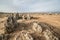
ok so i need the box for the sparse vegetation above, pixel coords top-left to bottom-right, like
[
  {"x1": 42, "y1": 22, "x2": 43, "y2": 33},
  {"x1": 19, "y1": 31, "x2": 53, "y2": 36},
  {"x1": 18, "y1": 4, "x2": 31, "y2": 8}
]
[{"x1": 0, "y1": 12, "x2": 60, "y2": 40}]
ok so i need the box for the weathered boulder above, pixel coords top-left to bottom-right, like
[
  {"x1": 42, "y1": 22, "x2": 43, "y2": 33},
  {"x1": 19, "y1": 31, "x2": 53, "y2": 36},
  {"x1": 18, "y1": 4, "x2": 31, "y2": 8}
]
[
  {"x1": 43, "y1": 29, "x2": 59, "y2": 40},
  {"x1": 5, "y1": 15, "x2": 18, "y2": 33},
  {"x1": 32, "y1": 22, "x2": 42, "y2": 33},
  {"x1": 9, "y1": 30, "x2": 33, "y2": 40},
  {"x1": 26, "y1": 14, "x2": 30, "y2": 20}
]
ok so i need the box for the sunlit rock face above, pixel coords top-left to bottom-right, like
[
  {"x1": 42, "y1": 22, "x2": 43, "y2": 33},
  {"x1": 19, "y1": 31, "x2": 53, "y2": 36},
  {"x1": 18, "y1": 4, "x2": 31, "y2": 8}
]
[
  {"x1": 26, "y1": 14, "x2": 30, "y2": 20},
  {"x1": 0, "y1": 17, "x2": 8, "y2": 35},
  {"x1": 2, "y1": 14, "x2": 60, "y2": 40},
  {"x1": 30, "y1": 22, "x2": 59, "y2": 40},
  {"x1": 32, "y1": 22, "x2": 42, "y2": 33},
  {"x1": 9, "y1": 31, "x2": 33, "y2": 40},
  {"x1": 43, "y1": 29, "x2": 59, "y2": 40},
  {"x1": 5, "y1": 21, "x2": 59, "y2": 40}
]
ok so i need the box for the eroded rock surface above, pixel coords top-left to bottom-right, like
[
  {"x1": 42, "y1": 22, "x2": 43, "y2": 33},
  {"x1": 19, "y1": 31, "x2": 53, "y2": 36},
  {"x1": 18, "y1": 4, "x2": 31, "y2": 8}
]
[
  {"x1": 9, "y1": 31, "x2": 33, "y2": 40},
  {"x1": 0, "y1": 14, "x2": 60, "y2": 40}
]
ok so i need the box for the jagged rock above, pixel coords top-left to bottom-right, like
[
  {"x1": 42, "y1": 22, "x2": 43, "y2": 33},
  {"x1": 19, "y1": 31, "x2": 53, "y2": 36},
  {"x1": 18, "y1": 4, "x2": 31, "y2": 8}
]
[
  {"x1": 43, "y1": 29, "x2": 59, "y2": 40},
  {"x1": 38, "y1": 22, "x2": 60, "y2": 39},
  {"x1": 32, "y1": 22, "x2": 42, "y2": 33},
  {"x1": 0, "y1": 35, "x2": 3, "y2": 40},
  {"x1": 2, "y1": 34, "x2": 11, "y2": 40},
  {"x1": 26, "y1": 14, "x2": 30, "y2": 20},
  {"x1": 9, "y1": 30, "x2": 33, "y2": 40},
  {"x1": 22, "y1": 15, "x2": 25, "y2": 20},
  {"x1": 30, "y1": 22, "x2": 59, "y2": 40},
  {"x1": 22, "y1": 14, "x2": 30, "y2": 20},
  {"x1": 15, "y1": 13, "x2": 20, "y2": 20},
  {"x1": 4, "y1": 18, "x2": 60, "y2": 40},
  {"x1": 5, "y1": 15, "x2": 18, "y2": 33}
]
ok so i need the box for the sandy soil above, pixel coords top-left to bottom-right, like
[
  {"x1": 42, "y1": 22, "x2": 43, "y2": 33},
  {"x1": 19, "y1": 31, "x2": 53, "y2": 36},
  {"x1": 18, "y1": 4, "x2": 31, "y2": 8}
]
[
  {"x1": 18, "y1": 14, "x2": 60, "y2": 29},
  {"x1": 0, "y1": 13, "x2": 60, "y2": 40}
]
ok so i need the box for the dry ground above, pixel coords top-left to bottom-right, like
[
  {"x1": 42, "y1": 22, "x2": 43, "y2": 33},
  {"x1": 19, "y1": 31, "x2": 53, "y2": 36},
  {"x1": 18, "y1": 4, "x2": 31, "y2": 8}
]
[
  {"x1": 0, "y1": 13, "x2": 60, "y2": 29},
  {"x1": 28, "y1": 14, "x2": 60, "y2": 29},
  {"x1": 17, "y1": 14, "x2": 60, "y2": 29},
  {"x1": 0, "y1": 13, "x2": 60, "y2": 40}
]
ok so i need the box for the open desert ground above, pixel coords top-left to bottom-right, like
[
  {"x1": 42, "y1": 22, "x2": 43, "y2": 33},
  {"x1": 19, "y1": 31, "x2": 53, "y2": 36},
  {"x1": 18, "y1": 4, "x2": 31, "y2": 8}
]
[
  {"x1": 0, "y1": 13, "x2": 60, "y2": 40},
  {"x1": 30, "y1": 14, "x2": 60, "y2": 28}
]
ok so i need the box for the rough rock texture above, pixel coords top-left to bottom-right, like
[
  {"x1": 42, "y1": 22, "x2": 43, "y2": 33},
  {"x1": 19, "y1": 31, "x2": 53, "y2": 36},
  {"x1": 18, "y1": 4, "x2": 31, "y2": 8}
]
[
  {"x1": 9, "y1": 31, "x2": 33, "y2": 40},
  {"x1": 5, "y1": 15, "x2": 18, "y2": 33},
  {"x1": 32, "y1": 22, "x2": 42, "y2": 33},
  {"x1": 30, "y1": 22, "x2": 59, "y2": 40},
  {"x1": 15, "y1": 13, "x2": 20, "y2": 20},
  {"x1": 0, "y1": 15, "x2": 60, "y2": 40},
  {"x1": 43, "y1": 29, "x2": 58, "y2": 40},
  {"x1": 4, "y1": 21, "x2": 60, "y2": 40},
  {"x1": 0, "y1": 17, "x2": 7, "y2": 35}
]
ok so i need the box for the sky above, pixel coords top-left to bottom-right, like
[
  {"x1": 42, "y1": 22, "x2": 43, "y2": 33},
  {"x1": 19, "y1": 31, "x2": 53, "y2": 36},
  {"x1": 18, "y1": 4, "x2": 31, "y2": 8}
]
[{"x1": 0, "y1": 0, "x2": 60, "y2": 12}]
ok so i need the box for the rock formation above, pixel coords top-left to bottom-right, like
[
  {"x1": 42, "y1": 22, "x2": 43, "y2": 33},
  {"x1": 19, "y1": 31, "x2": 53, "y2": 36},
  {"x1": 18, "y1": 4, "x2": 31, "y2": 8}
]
[
  {"x1": 5, "y1": 14, "x2": 18, "y2": 33},
  {"x1": 1, "y1": 14, "x2": 60, "y2": 40},
  {"x1": 15, "y1": 13, "x2": 20, "y2": 20},
  {"x1": 9, "y1": 31, "x2": 33, "y2": 40},
  {"x1": 32, "y1": 22, "x2": 42, "y2": 33},
  {"x1": 43, "y1": 29, "x2": 59, "y2": 40}
]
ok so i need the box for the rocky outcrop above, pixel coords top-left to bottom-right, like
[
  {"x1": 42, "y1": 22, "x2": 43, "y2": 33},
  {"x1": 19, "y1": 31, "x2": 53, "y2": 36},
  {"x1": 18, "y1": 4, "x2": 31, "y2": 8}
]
[
  {"x1": 5, "y1": 15, "x2": 18, "y2": 33},
  {"x1": 1, "y1": 14, "x2": 60, "y2": 40},
  {"x1": 4, "y1": 21, "x2": 60, "y2": 40},
  {"x1": 9, "y1": 30, "x2": 33, "y2": 40},
  {"x1": 32, "y1": 22, "x2": 42, "y2": 33},
  {"x1": 43, "y1": 29, "x2": 58, "y2": 40},
  {"x1": 30, "y1": 22, "x2": 59, "y2": 40}
]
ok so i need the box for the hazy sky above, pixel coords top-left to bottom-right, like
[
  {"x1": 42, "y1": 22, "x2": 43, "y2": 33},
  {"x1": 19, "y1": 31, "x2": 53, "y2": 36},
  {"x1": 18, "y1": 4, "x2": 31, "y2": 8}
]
[{"x1": 0, "y1": 0, "x2": 60, "y2": 12}]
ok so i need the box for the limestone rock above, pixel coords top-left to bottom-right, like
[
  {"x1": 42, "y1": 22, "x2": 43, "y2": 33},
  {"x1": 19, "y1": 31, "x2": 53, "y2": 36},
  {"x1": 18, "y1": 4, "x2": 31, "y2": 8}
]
[
  {"x1": 32, "y1": 22, "x2": 42, "y2": 33},
  {"x1": 9, "y1": 31, "x2": 33, "y2": 40},
  {"x1": 43, "y1": 29, "x2": 59, "y2": 40}
]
